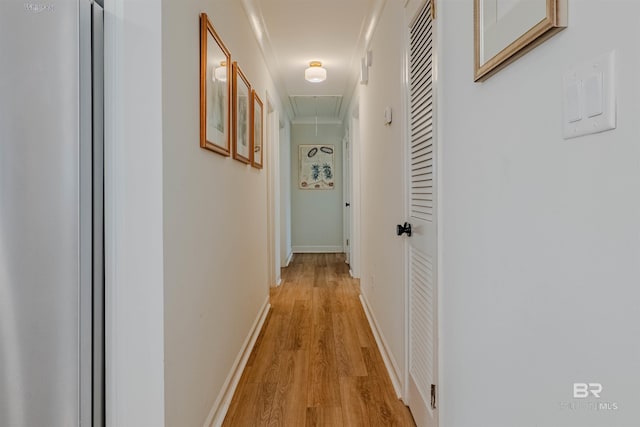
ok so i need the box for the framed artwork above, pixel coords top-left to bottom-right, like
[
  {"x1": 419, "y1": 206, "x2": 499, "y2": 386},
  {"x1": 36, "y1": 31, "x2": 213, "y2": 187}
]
[
  {"x1": 200, "y1": 13, "x2": 231, "y2": 155},
  {"x1": 299, "y1": 145, "x2": 334, "y2": 190},
  {"x1": 474, "y1": 0, "x2": 567, "y2": 81},
  {"x1": 250, "y1": 90, "x2": 264, "y2": 169},
  {"x1": 232, "y1": 62, "x2": 251, "y2": 164}
]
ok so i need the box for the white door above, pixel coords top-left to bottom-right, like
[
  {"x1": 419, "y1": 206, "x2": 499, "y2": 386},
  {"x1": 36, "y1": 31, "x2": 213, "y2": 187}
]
[
  {"x1": 343, "y1": 134, "x2": 351, "y2": 264},
  {"x1": 406, "y1": 1, "x2": 438, "y2": 425}
]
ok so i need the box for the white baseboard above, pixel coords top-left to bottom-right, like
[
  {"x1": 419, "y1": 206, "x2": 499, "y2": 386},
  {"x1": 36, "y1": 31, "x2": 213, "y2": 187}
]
[
  {"x1": 204, "y1": 297, "x2": 271, "y2": 427},
  {"x1": 359, "y1": 294, "x2": 403, "y2": 399},
  {"x1": 292, "y1": 245, "x2": 343, "y2": 253},
  {"x1": 284, "y1": 251, "x2": 294, "y2": 267}
]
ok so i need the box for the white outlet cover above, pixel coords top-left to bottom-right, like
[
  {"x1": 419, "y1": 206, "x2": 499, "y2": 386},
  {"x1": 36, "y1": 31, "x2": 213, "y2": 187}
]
[{"x1": 563, "y1": 51, "x2": 616, "y2": 139}]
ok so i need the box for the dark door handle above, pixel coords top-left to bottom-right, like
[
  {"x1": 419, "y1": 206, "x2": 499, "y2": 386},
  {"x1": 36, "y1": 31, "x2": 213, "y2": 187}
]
[
  {"x1": 345, "y1": 202, "x2": 350, "y2": 207},
  {"x1": 396, "y1": 222, "x2": 412, "y2": 237}
]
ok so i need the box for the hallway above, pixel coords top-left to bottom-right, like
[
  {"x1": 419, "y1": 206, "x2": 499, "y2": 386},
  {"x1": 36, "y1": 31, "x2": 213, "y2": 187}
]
[{"x1": 222, "y1": 254, "x2": 415, "y2": 426}]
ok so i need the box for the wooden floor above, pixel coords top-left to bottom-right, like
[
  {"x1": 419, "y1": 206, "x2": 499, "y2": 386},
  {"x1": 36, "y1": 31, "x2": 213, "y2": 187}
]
[{"x1": 223, "y1": 253, "x2": 415, "y2": 426}]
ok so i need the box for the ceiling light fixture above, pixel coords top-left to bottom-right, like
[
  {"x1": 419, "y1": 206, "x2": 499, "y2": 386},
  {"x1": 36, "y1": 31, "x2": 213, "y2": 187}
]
[
  {"x1": 213, "y1": 61, "x2": 227, "y2": 82},
  {"x1": 305, "y1": 61, "x2": 327, "y2": 83}
]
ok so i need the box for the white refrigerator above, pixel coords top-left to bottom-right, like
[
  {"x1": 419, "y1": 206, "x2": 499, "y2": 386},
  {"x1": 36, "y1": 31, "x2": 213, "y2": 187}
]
[{"x1": 0, "y1": 1, "x2": 105, "y2": 426}]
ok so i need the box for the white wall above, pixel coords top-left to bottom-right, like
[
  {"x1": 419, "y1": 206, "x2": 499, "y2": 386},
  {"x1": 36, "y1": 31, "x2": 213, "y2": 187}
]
[
  {"x1": 353, "y1": 0, "x2": 407, "y2": 390},
  {"x1": 104, "y1": 0, "x2": 166, "y2": 426},
  {"x1": 438, "y1": 1, "x2": 640, "y2": 426},
  {"x1": 291, "y1": 123, "x2": 344, "y2": 252},
  {"x1": 161, "y1": 1, "x2": 283, "y2": 426},
  {"x1": 280, "y1": 121, "x2": 292, "y2": 265}
]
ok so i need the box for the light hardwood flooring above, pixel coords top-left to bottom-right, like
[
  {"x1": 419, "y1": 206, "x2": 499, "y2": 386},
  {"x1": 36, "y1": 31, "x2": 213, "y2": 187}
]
[{"x1": 222, "y1": 253, "x2": 416, "y2": 426}]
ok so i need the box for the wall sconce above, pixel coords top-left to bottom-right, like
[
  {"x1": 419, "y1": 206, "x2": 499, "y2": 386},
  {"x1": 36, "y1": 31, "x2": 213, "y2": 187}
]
[{"x1": 305, "y1": 61, "x2": 327, "y2": 83}]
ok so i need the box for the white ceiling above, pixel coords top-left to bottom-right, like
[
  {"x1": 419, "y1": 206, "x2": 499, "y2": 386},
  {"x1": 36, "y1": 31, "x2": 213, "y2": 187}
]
[{"x1": 241, "y1": 0, "x2": 385, "y2": 122}]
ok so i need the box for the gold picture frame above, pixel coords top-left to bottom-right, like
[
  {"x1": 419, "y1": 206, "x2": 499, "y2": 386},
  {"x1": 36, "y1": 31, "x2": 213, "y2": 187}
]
[
  {"x1": 250, "y1": 90, "x2": 264, "y2": 169},
  {"x1": 200, "y1": 13, "x2": 231, "y2": 155},
  {"x1": 232, "y1": 62, "x2": 251, "y2": 164},
  {"x1": 474, "y1": 0, "x2": 567, "y2": 81}
]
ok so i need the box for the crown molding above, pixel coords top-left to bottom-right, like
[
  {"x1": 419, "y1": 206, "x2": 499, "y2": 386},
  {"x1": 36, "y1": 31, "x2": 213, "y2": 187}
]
[
  {"x1": 241, "y1": 0, "x2": 388, "y2": 124},
  {"x1": 339, "y1": 0, "x2": 387, "y2": 121},
  {"x1": 239, "y1": 0, "x2": 295, "y2": 121}
]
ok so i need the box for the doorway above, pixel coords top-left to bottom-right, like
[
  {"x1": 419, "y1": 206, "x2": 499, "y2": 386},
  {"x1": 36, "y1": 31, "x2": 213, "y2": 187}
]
[{"x1": 290, "y1": 122, "x2": 345, "y2": 255}]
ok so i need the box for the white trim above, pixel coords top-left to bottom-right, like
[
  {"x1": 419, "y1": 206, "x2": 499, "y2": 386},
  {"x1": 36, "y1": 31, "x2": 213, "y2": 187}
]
[
  {"x1": 240, "y1": 0, "x2": 387, "y2": 122},
  {"x1": 359, "y1": 294, "x2": 403, "y2": 399},
  {"x1": 349, "y1": 114, "x2": 361, "y2": 278},
  {"x1": 279, "y1": 121, "x2": 292, "y2": 270},
  {"x1": 342, "y1": 132, "x2": 351, "y2": 265},
  {"x1": 284, "y1": 251, "x2": 294, "y2": 267},
  {"x1": 266, "y1": 104, "x2": 281, "y2": 288},
  {"x1": 238, "y1": 0, "x2": 292, "y2": 120},
  {"x1": 435, "y1": 0, "x2": 446, "y2": 423},
  {"x1": 292, "y1": 245, "x2": 344, "y2": 253},
  {"x1": 406, "y1": 0, "x2": 430, "y2": 27},
  {"x1": 104, "y1": 3, "x2": 122, "y2": 424},
  {"x1": 104, "y1": 1, "x2": 165, "y2": 426},
  {"x1": 402, "y1": 0, "x2": 412, "y2": 403},
  {"x1": 204, "y1": 298, "x2": 271, "y2": 427}
]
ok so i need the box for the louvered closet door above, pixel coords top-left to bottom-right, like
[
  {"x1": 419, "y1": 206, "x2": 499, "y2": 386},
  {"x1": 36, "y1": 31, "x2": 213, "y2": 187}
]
[{"x1": 406, "y1": 1, "x2": 438, "y2": 426}]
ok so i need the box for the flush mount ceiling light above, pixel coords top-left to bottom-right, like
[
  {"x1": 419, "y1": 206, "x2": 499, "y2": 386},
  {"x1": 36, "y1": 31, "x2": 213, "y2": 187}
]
[
  {"x1": 213, "y1": 61, "x2": 227, "y2": 82},
  {"x1": 305, "y1": 61, "x2": 327, "y2": 83}
]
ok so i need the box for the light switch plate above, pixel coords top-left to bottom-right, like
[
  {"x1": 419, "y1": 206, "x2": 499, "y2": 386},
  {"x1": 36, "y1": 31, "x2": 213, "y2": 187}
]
[
  {"x1": 566, "y1": 80, "x2": 582, "y2": 123},
  {"x1": 563, "y1": 51, "x2": 616, "y2": 139},
  {"x1": 584, "y1": 72, "x2": 604, "y2": 118}
]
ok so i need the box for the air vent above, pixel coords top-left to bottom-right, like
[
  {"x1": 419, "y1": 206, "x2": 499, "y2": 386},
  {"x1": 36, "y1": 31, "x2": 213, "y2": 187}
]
[{"x1": 289, "y1": 95, "x2": 343, "y2": 120}]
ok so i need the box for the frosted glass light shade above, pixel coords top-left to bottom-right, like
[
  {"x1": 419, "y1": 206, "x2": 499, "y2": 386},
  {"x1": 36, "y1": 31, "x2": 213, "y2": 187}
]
[
  {"x1": 305, "y1": 61, "x2": 326, "y2": 83},
  {"x1": 213, "y1": 62, "x2": 227, "y2": 82}
]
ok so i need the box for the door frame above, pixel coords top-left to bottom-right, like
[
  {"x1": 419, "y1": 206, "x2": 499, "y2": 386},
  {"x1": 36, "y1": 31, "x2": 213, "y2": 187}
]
[
  {"x1": 342, "y1": 131, "x2": 351, "y2": 264},
  {"x1": 402, "y1": 0, "x2": 444, "y2": 423},
  {"x1": 348, "y1": 107, "x2": 361, "y2": 279},
  {"x1": 266, "y1": 93, "x2": 282, "y2": 287},
  {"x1": 103, "y1": 1, "x2": 166, "y2": 425}
]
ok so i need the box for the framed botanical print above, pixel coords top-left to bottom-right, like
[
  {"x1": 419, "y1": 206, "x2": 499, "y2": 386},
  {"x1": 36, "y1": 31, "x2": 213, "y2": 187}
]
[
  {"x1": 298, "y1": 145, "x2": 335, "y2": 190},
  {"x1": 250, "y1": 90, "x2": 264, "y2": 169},
  {"x1": 232, "y1": 62, "x2": 251, "y2": 164},
  {"x1": 199, "y1": 13, "x2": 231, "y2": 155}
]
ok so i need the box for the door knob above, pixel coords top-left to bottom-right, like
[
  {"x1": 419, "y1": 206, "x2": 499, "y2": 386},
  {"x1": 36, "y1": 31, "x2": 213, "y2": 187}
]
[
  {"x1": 345, "y1": 202, "x2": 350, "y2": 207},
  {"x1": 396, "y1": 222, "x2": 412, "y2": 237}
]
